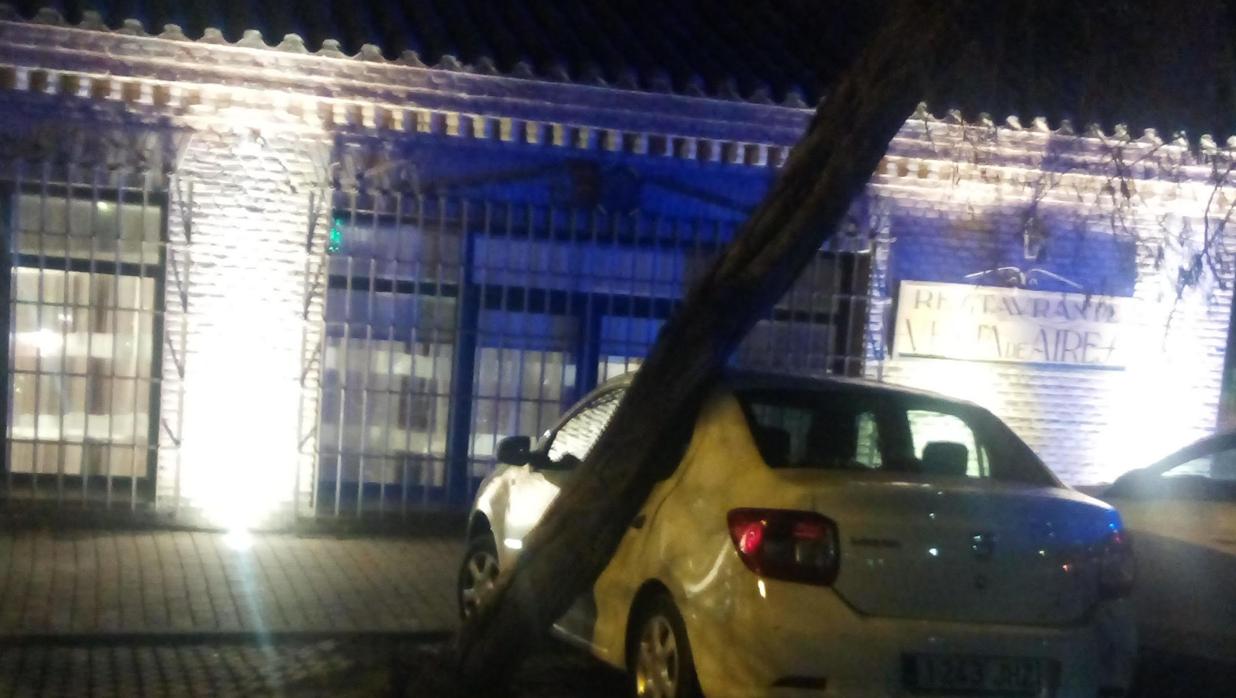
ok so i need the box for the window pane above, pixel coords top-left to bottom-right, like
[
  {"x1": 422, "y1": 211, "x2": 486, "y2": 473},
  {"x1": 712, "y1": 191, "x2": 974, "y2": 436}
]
[
  {"x1": 745, "y1": 403, "x2": 882, "y2": 470},
  {"x1": 748, "y1": 403, "x2": 814, "y2": 466},
  {"x1": 471, "y1": 346, "x2": 574, "y2": 459},
  {"x1": 326, "y1": 215, "x2": 462, "y2": 283},
  {"x1": 1165, "y1": 449, "x2": 1236, "y2": 481},
  {"x1": 38, "y1": 270, "x2": 67, "y2": 304},
  {"x1": 736, "y1": 391, "x2": 1045, "y2": 483},
  {"x1": 15, "y1": 194, "x2": 160, "y2": 264},
  {"x1": 736, "y1": 320, "x2": 834, "y2": 374},
  {"x1": 319, "y1": 288, "x2": 457, "y2": 489},
  {"x1": 6, "y1": 193, "x2": 160, "y2": 481},
  {"x1": 9, "y1": 373, "x2": 37, "y2": 438},
  {"x1": 1164, "y1": 455, "x2": 1212, "y2": 478},
  {"x1": 469, "y1": 309, "x2": 577, "y2": 467},
  {"x1": 907, "y1": 410, "x2": 984, "y2": 477},
  {"x1": 598, "y1": 315, "x2": 658, "y2": 382},
  {"x1": 856, "y1": 412, "x2": 883, "y2": 467}
]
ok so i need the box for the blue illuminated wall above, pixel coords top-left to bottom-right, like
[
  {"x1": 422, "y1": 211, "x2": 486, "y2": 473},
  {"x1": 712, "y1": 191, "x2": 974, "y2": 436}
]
[
  {"x1": 887, "y1": 210, "x2": 1138, "y2": 297},
  {"x1": 338, "y1": 134, "x2": 771, "y2": 221}
]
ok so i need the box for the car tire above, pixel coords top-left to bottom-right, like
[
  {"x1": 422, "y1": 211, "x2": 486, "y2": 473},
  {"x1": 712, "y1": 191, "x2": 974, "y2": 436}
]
[
  {"x1": 629, "y1": 593, "x2": 702, "y2": 698},
  {"x1": 458, "y1": 534, "x2": 500, "y2": 620}
]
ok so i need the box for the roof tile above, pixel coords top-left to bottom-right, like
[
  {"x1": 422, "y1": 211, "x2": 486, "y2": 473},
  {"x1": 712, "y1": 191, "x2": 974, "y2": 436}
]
[{"x1": 3, "y1": 1, "x2": 1235, "y2": 142}]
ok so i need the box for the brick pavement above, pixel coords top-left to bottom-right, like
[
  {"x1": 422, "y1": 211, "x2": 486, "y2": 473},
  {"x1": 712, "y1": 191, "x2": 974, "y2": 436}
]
[
  {"x1": 0, "y1": 530, "x2": 461, "y2": 637},
  {"x1": 0, "y1": 638, "x2": 631, "y2": 697},
  {"x1": 0, "y1": 640, "x2": 370, "y2": 697},
  {"x1": 1, "y1": 531, "x2": 1230, "y2": 696},
  {"x1": 0, "y1": 529, "x2": 632, "y2": 696}
]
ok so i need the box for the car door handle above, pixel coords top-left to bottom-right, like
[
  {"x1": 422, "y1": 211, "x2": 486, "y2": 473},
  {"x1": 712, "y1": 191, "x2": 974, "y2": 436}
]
[{"x1": 630, "y1": 513, "x2": 647, "y2": 530}]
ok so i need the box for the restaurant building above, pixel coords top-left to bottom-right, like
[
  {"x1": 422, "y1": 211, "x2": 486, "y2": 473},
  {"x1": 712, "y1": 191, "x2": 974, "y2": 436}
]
[{"x1": 1, "y1": 2, "x2": 1233, "y2": 528}]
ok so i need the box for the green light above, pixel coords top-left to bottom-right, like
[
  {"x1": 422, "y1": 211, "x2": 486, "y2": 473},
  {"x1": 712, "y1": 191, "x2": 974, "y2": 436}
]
[{"x1": 328, "y1": 217, "x2": 344, "y2": 254}]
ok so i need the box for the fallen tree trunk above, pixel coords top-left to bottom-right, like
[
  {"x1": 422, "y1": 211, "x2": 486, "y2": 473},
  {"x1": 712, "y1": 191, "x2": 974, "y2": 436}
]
[{"x1": 457, "y1": 0, "x2": 986, "y2": 685}]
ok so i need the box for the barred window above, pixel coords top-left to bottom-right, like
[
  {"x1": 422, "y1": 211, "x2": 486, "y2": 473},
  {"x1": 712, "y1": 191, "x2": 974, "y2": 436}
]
[
  {"x1": 3, "y1": 187, "x2": 164, "y2": 492},
  {"x1": 313, "y1": 192, "x2": 876, "y2": 516},
  {"x1": 317, "y1": 202, "x2": 459, "y2": 513},
  {"x1": 470, "y1": 309, "x2": 577, "y2": 464}
]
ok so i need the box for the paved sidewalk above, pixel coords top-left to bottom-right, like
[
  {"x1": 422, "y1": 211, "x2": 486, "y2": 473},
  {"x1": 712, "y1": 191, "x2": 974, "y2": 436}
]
[
  {"x1": 0, "y1": 638, "x2": 630, "y2": 697},
  {"x1": 0, "y1": 530, "x2": 461, "y2": 637},
  {"x1": 0, "y1": 640, "x2": 376, "y2": 696},
  {"x1": 0, "y1": 530, "x2": 629, "y2": 696}
]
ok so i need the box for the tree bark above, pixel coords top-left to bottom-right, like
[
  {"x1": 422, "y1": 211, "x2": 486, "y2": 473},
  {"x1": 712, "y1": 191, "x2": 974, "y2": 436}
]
[{"x1": 456, "y1": 0, "x2": 988, "y2": 684}]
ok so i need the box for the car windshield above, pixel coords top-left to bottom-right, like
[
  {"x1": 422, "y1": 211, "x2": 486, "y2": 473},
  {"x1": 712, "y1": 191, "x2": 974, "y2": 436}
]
[{"x1": 736, "y1": 388, "x2": 1057, "y2": 486}]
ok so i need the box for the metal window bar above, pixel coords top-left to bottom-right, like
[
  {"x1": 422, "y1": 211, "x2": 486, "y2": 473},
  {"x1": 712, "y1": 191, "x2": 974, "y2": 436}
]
[
  {"x1": 163, "y1": 177, "x2": 190, "y2": 515},
  {"x1": 377, "y1": 205, "x2": 395, "y2": 517},
  {"x1": 445, "y1": 196, "x2": 469, "y2": 508},
  {"x1": 420, "y1": 193, "x2": 447, "y2": 512},
  {"x1": 1, "y1": 178, "x2": 11, "y2": 499},
  {"x1": 305, "y1": 192, "x2": 883, "y2": 517},
  {"x1": 469, "y1": 201, "x2": 507, "y2": 501},
  {"x1": 2, "y1": 162, "x2": 173, "y2": 514}
]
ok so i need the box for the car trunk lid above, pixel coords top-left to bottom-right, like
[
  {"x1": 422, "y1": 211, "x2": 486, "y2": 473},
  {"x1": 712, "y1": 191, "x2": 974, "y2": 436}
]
[{"x1": 794, "y1": 472, "x2": 1120, "y2": 626}]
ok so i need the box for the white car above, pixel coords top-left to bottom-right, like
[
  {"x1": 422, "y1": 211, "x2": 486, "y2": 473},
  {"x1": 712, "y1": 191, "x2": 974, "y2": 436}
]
[
  {"x1": 1102, "y1": 432, "x2": 1236, "y2": 664},
  {"x1": 460, "y1": 372, "x2": 1136, "y2": 697}
]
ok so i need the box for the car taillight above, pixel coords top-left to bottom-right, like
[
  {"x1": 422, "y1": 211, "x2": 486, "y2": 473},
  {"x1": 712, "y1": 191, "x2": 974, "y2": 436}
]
[
  {"x1": 727, "y1": 508, "x2": 839, "y2": 586},
  {"x1": 1098, "y1": 530, "x2": 1135, "y2": 599}
]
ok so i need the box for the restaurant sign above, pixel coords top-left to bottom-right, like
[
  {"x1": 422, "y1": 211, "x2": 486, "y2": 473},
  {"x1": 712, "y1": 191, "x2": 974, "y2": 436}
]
[{"x1": 892, "y1": 281, "x2": 1136, "y2": 368}]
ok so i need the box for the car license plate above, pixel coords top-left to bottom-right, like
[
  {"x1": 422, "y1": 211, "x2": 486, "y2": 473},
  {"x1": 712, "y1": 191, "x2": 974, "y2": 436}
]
[{"x1": 904, "y1": 654, "x2": 1049, "y2": 695}]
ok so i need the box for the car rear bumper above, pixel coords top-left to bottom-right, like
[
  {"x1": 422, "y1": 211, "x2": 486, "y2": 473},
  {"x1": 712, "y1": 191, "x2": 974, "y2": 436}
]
[{"x1": 685, "y1": 576, "x2": 1136, "y2": 698}]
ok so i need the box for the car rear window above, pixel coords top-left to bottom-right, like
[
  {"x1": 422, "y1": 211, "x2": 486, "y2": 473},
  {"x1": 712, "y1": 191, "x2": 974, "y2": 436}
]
[{"x1": 737, "y1": 388, "x2": 1056, "y2": 486}]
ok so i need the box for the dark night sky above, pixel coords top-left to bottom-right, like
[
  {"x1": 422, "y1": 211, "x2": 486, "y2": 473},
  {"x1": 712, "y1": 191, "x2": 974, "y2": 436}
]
[{"x1": 8, "y1": 1, "x2": 1236, "y2": 140}]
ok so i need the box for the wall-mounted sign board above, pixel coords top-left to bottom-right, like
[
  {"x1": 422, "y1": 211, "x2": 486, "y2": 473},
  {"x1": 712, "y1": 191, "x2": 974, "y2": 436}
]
[{"x1": 892, "y1": 281, "x2": 1137, "y2": 369}]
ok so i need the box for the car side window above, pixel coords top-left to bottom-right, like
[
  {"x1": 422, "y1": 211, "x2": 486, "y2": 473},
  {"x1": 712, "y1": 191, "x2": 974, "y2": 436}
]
[
  {"x1": 906, "y1": 409, "x2": 987, "y2": 477},
  {"x1": 546, "y1": 390, "x2": 624, "y2": 467},
  {"x1": 856, "y1": 411, "x2": 883, "y2": 468},
  {"x1": 738, "y1": 390, "x2": 1050, "y2": 484},
  {"x1": 1164, "y1": 456, "x2": 1213, "y2": 478},
  {"x1": 1165, "y1": 447, "x2": 1236, "y2": 481},
  {"x1": 746, "y1": 401, "x2": 881, "y2": 470}
]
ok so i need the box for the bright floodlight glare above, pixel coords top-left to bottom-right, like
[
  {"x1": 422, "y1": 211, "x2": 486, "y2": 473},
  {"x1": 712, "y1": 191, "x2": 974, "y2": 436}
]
[{"x1": 224, "y1": 528, "x2": 253, "y2": 552}]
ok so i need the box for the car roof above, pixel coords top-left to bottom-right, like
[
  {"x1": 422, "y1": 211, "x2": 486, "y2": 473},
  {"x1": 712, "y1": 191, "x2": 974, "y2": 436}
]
[
  {"x1": 595, "y1": 369, "x2": 981, "y2": 408},
  {"x1": 1148, "y1": 430, "x2": 1236, "y2": 474}
]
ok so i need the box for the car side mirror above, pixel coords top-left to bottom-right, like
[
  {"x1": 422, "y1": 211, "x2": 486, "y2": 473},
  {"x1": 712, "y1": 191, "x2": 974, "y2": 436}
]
[{"x1": 496, "y1": 435, "x2": 532, "y2": 466}]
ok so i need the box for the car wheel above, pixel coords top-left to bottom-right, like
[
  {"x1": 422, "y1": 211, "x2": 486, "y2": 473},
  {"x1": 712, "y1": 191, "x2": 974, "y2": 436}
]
[
  {"x1": 630, "y1": 594, "x2": 701, "y2": 698},
  {"x1": 458, "y1": 534, "x2": 500, "y2": 619}
]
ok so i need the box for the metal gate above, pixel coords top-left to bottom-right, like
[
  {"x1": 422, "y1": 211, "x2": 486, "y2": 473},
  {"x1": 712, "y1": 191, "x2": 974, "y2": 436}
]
[{"x1": 299, "y1": 191, "x2": 885, "y2": 519}]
